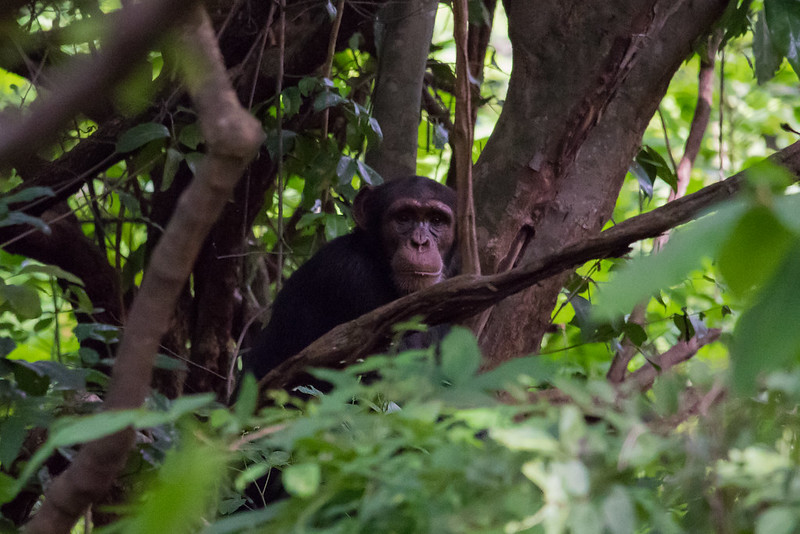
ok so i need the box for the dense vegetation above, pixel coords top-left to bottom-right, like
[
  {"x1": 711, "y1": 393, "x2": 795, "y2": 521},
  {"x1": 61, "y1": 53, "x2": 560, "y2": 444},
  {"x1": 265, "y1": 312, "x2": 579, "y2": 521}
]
[{"x1": 2, "y1": 0, "x2": 800, "y2": 532}]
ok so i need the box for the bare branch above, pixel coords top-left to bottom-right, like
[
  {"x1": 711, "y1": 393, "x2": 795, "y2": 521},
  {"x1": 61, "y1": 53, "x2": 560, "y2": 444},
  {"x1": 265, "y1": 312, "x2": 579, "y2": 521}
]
[{"x1": 260, "y1": 140, "x2": 800, "y2": 392}]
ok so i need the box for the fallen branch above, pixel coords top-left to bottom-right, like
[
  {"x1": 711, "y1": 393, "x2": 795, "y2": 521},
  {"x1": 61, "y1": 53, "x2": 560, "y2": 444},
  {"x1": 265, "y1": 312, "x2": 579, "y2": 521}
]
[{"x1": 260, "y1": 140, "x2": 800, "y2": 391}]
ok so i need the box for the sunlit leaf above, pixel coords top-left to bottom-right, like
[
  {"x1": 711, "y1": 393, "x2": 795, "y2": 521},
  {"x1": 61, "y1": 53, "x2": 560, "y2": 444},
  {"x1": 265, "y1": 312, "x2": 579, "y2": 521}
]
[
  {"x1": 603, "y1": 486, "x2": 635, "y2": 534},
  {"x1": 234, "y1": 373, "x2": 258, "y2": 420},
  {"x1": 17, "y1": 263, "x2": 84, "y2": 285},
  {"x1": 731, "y1": 241, "x2": 800, "y2": 392},
  {"x1": 283, "y1": 463, "x2": 321, "y2": 498},
  {"x1": 756, "y1": 506, "x2": 797, "y2": 534},
  {"x1": 593, "y1": 200, "x2": 747, "y2": 321},
  {"x1": 718, "y1": 205, "x2": 794, "y2": 297}
]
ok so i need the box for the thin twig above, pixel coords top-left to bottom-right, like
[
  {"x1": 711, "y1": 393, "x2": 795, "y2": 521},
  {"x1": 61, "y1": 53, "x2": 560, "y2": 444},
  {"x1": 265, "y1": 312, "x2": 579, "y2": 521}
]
[{"x1": 321, "y1": 0, "x2": 346, "y2": 137}]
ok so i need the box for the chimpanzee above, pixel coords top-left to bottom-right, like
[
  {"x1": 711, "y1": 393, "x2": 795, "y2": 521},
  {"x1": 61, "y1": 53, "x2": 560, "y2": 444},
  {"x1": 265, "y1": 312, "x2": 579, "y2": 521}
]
[{"x1": 244, "y1": 175, "x2": 458, "y2": 382}]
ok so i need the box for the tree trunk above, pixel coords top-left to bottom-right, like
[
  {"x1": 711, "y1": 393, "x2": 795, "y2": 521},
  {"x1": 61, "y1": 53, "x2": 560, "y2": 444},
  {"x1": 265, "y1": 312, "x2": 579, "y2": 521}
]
[
  {"x1": 365, "y1": 0, "x2": 438, "y2": 178},
  {"x1": 474, "y1": 0, "x2": 729, "y2": 366}
]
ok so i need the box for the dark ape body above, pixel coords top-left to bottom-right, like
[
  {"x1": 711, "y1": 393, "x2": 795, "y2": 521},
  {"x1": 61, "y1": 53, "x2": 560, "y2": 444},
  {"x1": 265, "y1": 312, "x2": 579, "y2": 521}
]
[{"x1": 244, "y1": 175, "x2": 457, "y2": 381}]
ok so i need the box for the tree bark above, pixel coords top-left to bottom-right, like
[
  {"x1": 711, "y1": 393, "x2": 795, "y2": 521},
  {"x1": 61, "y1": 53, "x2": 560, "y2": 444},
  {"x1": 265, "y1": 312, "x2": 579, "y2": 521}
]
[
  {"x1": 473, "y1": 0, "x2": 729, "y2": 367},
  {"x1": 365, "y1": 0, "x2": 438, "y2": 178}
]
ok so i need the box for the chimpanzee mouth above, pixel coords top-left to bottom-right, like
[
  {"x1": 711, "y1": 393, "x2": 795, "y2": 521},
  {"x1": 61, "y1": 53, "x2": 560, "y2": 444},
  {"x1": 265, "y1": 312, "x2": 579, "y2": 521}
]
[{"x1": 398, "y1": 270, "x2": 442, "y2": 277}]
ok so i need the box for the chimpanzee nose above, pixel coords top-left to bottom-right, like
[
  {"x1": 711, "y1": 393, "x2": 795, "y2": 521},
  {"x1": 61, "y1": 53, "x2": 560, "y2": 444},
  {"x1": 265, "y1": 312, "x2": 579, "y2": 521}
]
[{"x1": 411, "y1": 228, "x2": 430, "y2": 249}]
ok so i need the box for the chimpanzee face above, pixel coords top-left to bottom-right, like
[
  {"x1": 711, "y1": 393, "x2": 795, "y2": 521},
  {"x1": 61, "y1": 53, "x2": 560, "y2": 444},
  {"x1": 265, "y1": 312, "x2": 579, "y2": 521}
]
[
  {"x1": 381, "y1": 197, "x2": 455, "y2": 294},
  {"x1": 352, "y1": 176, "x2": 458, "y2": 295}
]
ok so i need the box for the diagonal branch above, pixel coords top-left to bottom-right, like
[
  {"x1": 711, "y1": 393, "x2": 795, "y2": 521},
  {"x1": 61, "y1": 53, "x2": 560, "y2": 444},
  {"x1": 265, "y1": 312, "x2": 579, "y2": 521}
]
[{"x1": 260, "y1": 140, "x2": 800, "y2": 392}]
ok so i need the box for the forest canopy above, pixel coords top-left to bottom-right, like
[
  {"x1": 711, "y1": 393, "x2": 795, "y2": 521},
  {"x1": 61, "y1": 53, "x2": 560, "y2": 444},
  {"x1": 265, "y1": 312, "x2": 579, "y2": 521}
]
[{"x1": 2, "y1": 0, "x2": 800, "y2": 532}]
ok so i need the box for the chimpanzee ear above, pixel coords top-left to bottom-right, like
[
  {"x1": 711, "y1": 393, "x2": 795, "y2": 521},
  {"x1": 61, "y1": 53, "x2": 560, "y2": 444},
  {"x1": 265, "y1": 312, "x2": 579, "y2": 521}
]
[{"x1": 352, "y1": 185, "x2": 373, "y2": 230}]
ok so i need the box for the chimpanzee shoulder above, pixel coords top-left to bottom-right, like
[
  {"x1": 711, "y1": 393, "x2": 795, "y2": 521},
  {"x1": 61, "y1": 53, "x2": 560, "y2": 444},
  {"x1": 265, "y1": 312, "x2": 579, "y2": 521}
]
[{"x1": 244, "y1": 229, "x2": 399, "y2": 379}]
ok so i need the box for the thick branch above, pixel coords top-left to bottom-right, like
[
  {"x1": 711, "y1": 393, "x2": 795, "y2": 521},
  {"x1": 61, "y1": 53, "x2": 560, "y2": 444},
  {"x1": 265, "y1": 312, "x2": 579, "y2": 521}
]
[
  {"x1": 364, "y1": 0, "x2": 438, "y2": 177},
  {"x1": 260, "y1": 140, "x2": 800, "y2": 391},
  {"x1": 24, "y1": 7, "x2": 264, "y2": 533}
]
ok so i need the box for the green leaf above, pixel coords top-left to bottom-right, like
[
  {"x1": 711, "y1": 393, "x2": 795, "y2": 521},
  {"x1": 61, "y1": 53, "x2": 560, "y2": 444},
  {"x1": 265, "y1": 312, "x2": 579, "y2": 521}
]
[
  {"x1": 0, "y1": 472, "x2": 17, "y2": 506},
  {"x1": 0, "y1": 284, "x2": 41, "y2": 320},
  {"x1": 121, "y1": 437, "x2": 228, "y2": 534},
  {"x1": 1, "y1": 186, "x2": 54, "y2": 204},
  {"x1": 731, "y1": 241, "x2": 800, "y2": 392},
  {"x1": 10, "y1": 360, "x2": 50, "y2": 396},
  {"x1": 622, "y1": 321, "x2": 647, "y2": 346},
  {"x1": 755, "y1": 506, "x2": 798, "y2": 534},
  {"x1": 336, "y1": 155, "x2": 358, "y2": 185},
  {"x1": 283, "y1": 463, "x2": 321, "y2": 498},
  {"x1": 718, "y1": 205, "x2": 794, "y2": 297},
  {"x1": 116, "y1": 122, "x2": 170, "y2": 153},
  {"x1": 313, "y1": 90, "x2": 345, "y2": 112},
  {"x1": 0, "y1": 211, "x2": 51, "y2": 233},
  {"x1": 281, "y1": 86, "x2": 302, "y2": 117},
  {"x1": 13, "y1": 394, "x2": 216, "y2": 497},
  {"x1": 162, "y1": 147, "x2": 183, "y2": 191},
  {"x1": 439, "y1": 327, "x2": 481, "y2": 385},
  {"x1": 754, "y1": 10, "x2": 785, "y2": 84},
  {"x1": 555, "y1": 460, "x2": 590, "y2": 497},
  {"x1": 17, "y1": 263, "x2": 84, "y2": 285},
  {"x1": 672, "y1": 311, "x2": 695, "y2": 342},
  {"x1": 178, "y1": 122, "x2": 203, "y2": 150},
  {"x1": 234, "y1": 373, "x2": 258, "y2": 420},
  {"x1": 472, "y1": 355, "x2": 557, "y2": 391},
  {"x1": 629, "y1": 161, "x2": 654, "y2": 198},
  {"x1": 635, "y1": 146, "x2": 677, "y2": 192},
  {"x1": 298, "y1": 76, "x2": 319, "y2": 96},
  {"x1": 569, "y1": 502, "x2": 603, "y2": 534},
  {"x1": 593, "y1": 200, "x2": 747, "y2": 321},
  {"x1": 27, "y1": 360, "x2": 87, "y2": 391},
  {"x1": 265, "y1": 130, "x2": 296, "y2": 161},
  {"x1": 205, "y1": 508, "x2": 281, "y2": 534},
  {"x1": 603, "y1": 486, "x2": 635, "y2": 534},
  {"x1": 356, "y1": 160, "x2": 382, "y2": 185},
  {"x1": 0, "y1": 416, "x2": 26, "y2": 466},
  {"x1": 74, "y1": 323, "x2": 120, "y2": 344},
  {"x1": 184, "y1": 151, "x2": 204, "y2": 174},
  {"x1": 764, "y1": 0, "x2": 800, "y2": 76}
]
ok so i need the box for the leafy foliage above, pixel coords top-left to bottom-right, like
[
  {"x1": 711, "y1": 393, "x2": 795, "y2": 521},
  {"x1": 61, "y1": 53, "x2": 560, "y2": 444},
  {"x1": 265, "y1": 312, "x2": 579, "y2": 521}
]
[{"x1": 2, "y1": 0, "x2": 800, "y2": 532}]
